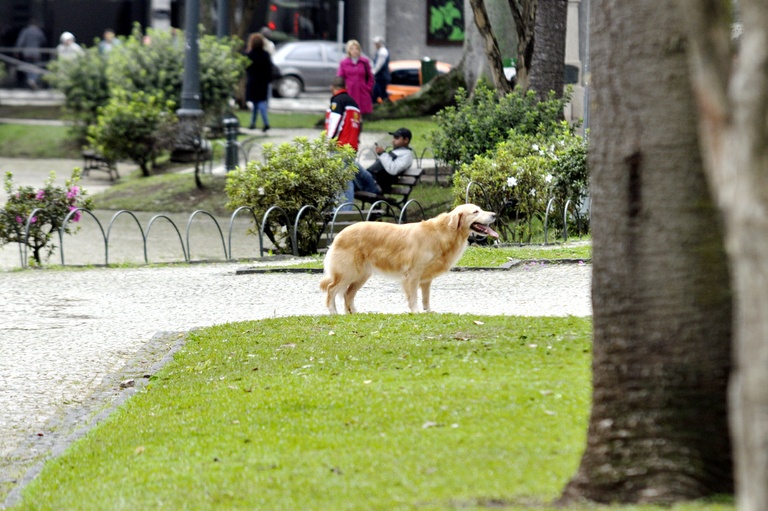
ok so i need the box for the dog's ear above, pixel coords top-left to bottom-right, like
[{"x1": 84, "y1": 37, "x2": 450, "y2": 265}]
[{"x1": 449, "y1": 212, "x2": 463, "y2": 230}]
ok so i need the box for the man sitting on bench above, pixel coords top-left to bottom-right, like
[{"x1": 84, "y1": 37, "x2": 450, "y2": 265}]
[{"x1": 367, "y1": 127, "x2": 414, "y2": 193}]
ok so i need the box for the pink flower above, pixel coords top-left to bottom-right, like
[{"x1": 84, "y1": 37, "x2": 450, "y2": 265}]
[
  {"x1": 68, "y1": 206, "x2": 81, "y2": 223},
  {"x1": 36, "y1": 190, "x2": 45, "y2": 200},
  {"x1": 15, "y1": 216, "x2": 22, "y2": 224},
  {"x1": 67, "y1": 186, "x2": 80, "y2": 200},
  {"x1": 30, "y1": 216, "x2": 37, "y2": 224}
]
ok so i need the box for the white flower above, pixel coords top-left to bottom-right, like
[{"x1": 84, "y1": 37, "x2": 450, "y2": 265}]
[
  {"x1": 545, "y1": 174, "x2": 553, "y2": 183},
  {"x1": 507, "y1": 176, "x2": 518, "y2": 187},
  {"x1": 280, "y1": 225, "x2": 288, "y2": 234},
  {"x1": 532, "y1": 144, "x2": 539, "y2": 151},
  {"x1": 530, "y1": 188, "x2": 537, "y2": 197},
  {"x1": 549, "y1": 144, "x2": 555, "y2": 152},
  {"x1": 258, "y1": 187, "x2": 265, "y2": 196}
]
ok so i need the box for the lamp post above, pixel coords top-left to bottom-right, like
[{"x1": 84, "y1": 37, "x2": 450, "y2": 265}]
[{"x1": 171, "y1": 0, "x2": 206, "y2": 162}]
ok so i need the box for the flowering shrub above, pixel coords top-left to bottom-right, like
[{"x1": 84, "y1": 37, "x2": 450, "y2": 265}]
[
  {"x1": 225, "y1": 136, "x2": 356, "y2": 255},
  {"x1": 452, "y1": 125, "x2": 588, "y2": 242},
  {"x1": 0, "y1": 170, "x2": 93, "y2": 265},
  {"x1": 430, "y1": 83, "x2": 573, "y2": 168}
]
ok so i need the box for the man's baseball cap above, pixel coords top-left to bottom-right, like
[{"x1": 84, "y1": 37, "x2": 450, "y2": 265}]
[{"x1": 389, "y1": 128, "x2": 412, "y2": 139}]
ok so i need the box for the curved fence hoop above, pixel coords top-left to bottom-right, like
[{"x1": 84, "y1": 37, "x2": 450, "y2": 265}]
[
  {"x1": 146, "y1": 214, "x2": 188, "y2": 262},
  {"x1": 326, "y1": 203, "x2": 364, "y2": 247},
  {"x1": 399, "y1": 199, "x2": 425, "y2": 224},
  {"x1": 464, "y1": 181, "x2": 492, "y2": 211},
  {"x1": 417, "y1": 146, "x2": 440, "y2": 183},
  {"x1": 0, "y1": 209, "x2": 26, "y2": 268},
  {"x1": 227, "y1": 206, "x2": 260, "y2": 260},
  {"x1": 563, "y1": 199, "x2": 584, "y2": 242},
  {"x1": 366, "y1": 200, "x2": 398, "y2": 220},
  {"x1": 543, "y1": 197, "x2": 558, "y2": 244},
  {"x1": 106, "y1": 210, "x2": 147, "y2": 265},
  {"x1": 59, "y1": 208, "x2": 108, "y2": 266},
  {"x1": 21, "y1": 207, "x2": 50, "y2": 268},
  {"x1": 186, "y1": 210, "x2": 227, "y2": 261},
  {"x1": 293, "y1": 204, "x2": 324, "y2": 255},
  {"x1": 260, "y1": 205, "x2": 294, "y2": 257}
]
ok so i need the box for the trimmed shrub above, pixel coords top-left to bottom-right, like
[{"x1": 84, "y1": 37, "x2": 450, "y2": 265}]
[
  {"x1": 87, "y1": 90, "x2": 178, "y2": 177},
  {"x1": 430, "y1": 83, "x2": 573, "y2": 168},
  {"x1": 225, "y1": 136, "x2": 356, "y2": 255},
  {"x1": 45, "y1": 46, "x2": 110, "y2": 142},
  {"x1": 453, "y1": 125, "x2": 588, "y2": 242}
]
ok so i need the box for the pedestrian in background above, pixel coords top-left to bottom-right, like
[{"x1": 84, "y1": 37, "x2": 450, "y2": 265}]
[
  {"x1": 336, "y1": 39, "x2": 374, "y2": 117},
  {"x1": 56, "y1": 32, "x2": 84, "y2": 60},
  {"x1": 14, "y1": 18, "x2": 47, "y2": 90},
  {"x1": 245, "y1": 32, "x2": 272, "y2": 132},
  {"x1": 371, "y1": 36, "x2": 390, "y2": 104},
  {"x1": 325, "y1": 76, "x2": 381, "y2": 208},
  {"x1": 98, "y1": 28, "x2": 121, "y2": 54}
]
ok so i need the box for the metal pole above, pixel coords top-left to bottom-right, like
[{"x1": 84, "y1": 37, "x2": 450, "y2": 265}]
[
  {"x1": 217, "y1": 0, "x2": 229, "y2": 38},
  {"x1": 337, "y1": 1, "x2": 345, "y2": 53},
  {"x1": 171, "y1": 0, "x2": 206, "y2": 163}
]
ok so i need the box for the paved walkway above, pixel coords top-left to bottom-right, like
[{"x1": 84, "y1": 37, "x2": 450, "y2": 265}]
[{"x1": 0, "y1": 261, "x2": 592, "y2": 505}]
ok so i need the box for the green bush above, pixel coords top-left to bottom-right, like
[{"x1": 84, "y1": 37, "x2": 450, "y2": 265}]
[
  {"x1": 107, "y1": 25, "x2": 247, "y2": 126},
  {"x1": 87, "y1": 90, "x2": 178, "y2": 177},
  {"x1": 0, "y1": 170, "x2": 93, "y2": 265},
  {"x1": 225, "y1": 136, "x2": 356, "y2": 255},
  {"x1": 47, "y1": 24, "x2": 246, "y2": 148},
  {"x1": 429, "y1": 83, "x2": 573, "y2": 168},
  {"x1": 45, "y1": 46, "x2": 110, "y2": 142},
  {"x1": 453, "y1": 125, "x2": 588, "y2": 242}
]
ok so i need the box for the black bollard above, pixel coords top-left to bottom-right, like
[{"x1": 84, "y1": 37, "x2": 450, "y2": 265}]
[{"x1": 223, "y1": 114, "x2": 240, "y2": 171}]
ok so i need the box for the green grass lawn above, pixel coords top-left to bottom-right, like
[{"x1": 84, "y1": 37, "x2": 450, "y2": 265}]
[{"x1": 10, "y1": 314, "x2": 733, "y2": 510}]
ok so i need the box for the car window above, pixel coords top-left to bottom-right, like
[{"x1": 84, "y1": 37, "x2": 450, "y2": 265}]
[
  {"x1": 326, "y1": 46, "x2": 344, "y2": 63},
  {"x1": 390, "y1": 68, "x2": 420, "y2": 87},
  {"x1": 287, "y1": 45, "x2": 322, "y2": 61}
]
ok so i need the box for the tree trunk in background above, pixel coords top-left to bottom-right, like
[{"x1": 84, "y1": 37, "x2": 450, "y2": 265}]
[
  {"x1": 469, "y1": 0, "x2": 514, "y2": 93},
  {"x1": 507, "y1": 0, "x2": 538, "y2": 92},
  {"x1": 560, "y1": 0, "x2": 733, "y2": 504},
  {"x1": 528, "y1": 0, "x2": 566, "y2": 99},
  {"x1": 681, "y1": 1, "x2": 768, "y2": 509}
]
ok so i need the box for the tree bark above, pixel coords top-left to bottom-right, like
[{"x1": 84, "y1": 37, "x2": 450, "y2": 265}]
[
  {"x1": 469, "y1": 0, "x2": 514, "y2": 93},
  {"x1": 528, "y1": 0, "x2": 567, "y2": 100},
  {"x1": 508, "y1": 0, "x2": 538, "y2": 92},
  {"x1": 680, "y1": 1, "x2": 768, "y2": 509},
  {"x1": 560, "y1": 0, "x2": 733, "y2": 504}
]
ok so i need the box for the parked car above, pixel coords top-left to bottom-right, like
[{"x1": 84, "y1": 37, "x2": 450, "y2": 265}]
[
  {"x1": 271, "y1": 42, "x2": 452, "y2": 101},
  {"x1": 386, "y1": 60, "x2": 452, "y2": 102},
  {"x1": 271, "y1": 40, "x2": 346, "y2": 98}
]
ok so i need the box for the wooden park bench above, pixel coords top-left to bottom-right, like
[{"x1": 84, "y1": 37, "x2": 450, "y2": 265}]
[
  {"x1": 353, "y1": 165, "x2": 424, "y2": 211},
  {"x1": 82, "y1": 149, "x2": 119, "y2": 180}
]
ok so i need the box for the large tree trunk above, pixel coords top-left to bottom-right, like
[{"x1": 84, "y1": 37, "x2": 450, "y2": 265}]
[
  {"x1": 528, "y1": 0, "x2": 567, "y2": 100},
  {"x1": 680, "y1": 1, "x2": 768, "y2": 509},
  {"x1": 560, "y1": 0, "x2": 733, "y2": 504},
  {"x1": 508, "y1": 0, "x2": 537, "y2": 92},
  {"x1": 469, "y1": 0, "x2": 514, "y2": 93}
]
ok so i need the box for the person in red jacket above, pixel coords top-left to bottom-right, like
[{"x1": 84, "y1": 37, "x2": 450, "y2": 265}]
[{"x1": 325, "y1": 77, "x2": 381, "y2": 208}]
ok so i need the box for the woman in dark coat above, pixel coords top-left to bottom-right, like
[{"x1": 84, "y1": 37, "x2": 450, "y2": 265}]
[{"x1": 245, "y1": 33, "x2": 272, "y2": 132}]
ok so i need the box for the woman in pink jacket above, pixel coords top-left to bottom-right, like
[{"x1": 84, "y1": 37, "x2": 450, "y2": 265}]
[{"x1": 337, "y1": 39, "x2": 374, "y2": 115}]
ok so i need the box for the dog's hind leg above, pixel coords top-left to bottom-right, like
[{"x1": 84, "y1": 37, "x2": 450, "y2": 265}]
[
  {"x1": 322, "y1": 274, "x2": 342, "y2": 315},
  {"x1": 343, "y1": 273, "x2": 370, "y2": 314},
  {"x1": 420, "y1": 280, "x2": 433, "y2": 312}
]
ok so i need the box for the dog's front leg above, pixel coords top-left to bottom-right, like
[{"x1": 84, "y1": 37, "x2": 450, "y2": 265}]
[
  {"x1": 420, "y1": 280, "x2": 433, "y2": 312},
  {"x1": 403, "y1": 275, "x2": 420, "y2": 313}
]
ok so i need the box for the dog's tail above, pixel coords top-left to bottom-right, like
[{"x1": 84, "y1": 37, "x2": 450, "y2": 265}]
[{"x1": 319, "y1": 275, "x2": 331, "y2": 291}]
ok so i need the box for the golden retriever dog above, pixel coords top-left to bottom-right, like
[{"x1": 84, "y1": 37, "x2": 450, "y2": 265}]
[{"x1": 319, "y1": 203, "x2": 498, "y2": 314}]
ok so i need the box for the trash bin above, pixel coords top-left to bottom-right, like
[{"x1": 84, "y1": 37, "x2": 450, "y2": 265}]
[{"x1": 421, "y1": 57, "x2": 438, "y2": 85}]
